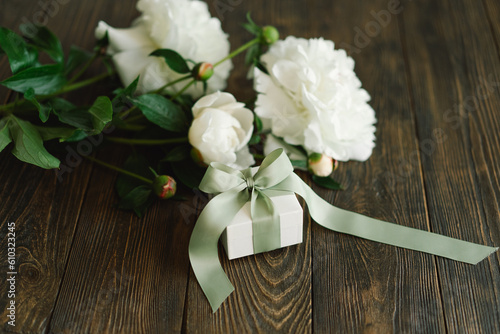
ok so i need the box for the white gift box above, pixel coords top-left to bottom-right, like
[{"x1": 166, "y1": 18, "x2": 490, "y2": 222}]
[{"x1": 220, "y1": 192, "x2": 303, "y2": 260}]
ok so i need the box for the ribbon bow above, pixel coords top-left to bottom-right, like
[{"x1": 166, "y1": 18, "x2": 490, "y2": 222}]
[{"x1": 189, "y1": 149, "x2": 498, "y2": 312}]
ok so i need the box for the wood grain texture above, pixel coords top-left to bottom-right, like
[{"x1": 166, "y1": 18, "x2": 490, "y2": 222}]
[
  {"x1": 0, "y1": 0, "x2": 499, "y2": 333},
  {"x1": 307, "y1": 0, "x2": 446, "y2": 332},
  {"x1": 48, "y1": 149, "x2": 194, "y2": 334},
  {"x1": 401, "y1": 0, "x2": 500, "y2": 332},
  {"x1": 183, "y1": 2, "x2": 314, "y2": 332}
]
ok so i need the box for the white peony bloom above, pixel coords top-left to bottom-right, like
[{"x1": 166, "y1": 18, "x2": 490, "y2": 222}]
[
  {"x1": 254, "y1": 36, "x2": 376, "y2": 162},
  {"x1": 95, "y1": 0, "x2": 232, "y2": 98},
  {"x1": 188, "y1": 92, "x2": 255, "y2": 169}
]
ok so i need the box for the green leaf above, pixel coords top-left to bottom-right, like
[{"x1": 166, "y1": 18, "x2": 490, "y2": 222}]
[
  {"x1": 290, "y1": 159, "x2": 307, "y2": 169},
  {"x1": 162, "y1": 145, "x2": 190, "y2": 162},
  {"x1": 48, "y1": 97, "x2": 76, "y2": 111},
  {"x1": 312, "y1": 175, "x2": 344, "y2": 190},
  {"x1": 0, "y1": 27, "x2": 38, "y2": 74},
  {"x1": 150, "y1": 49, "x2": 190, "y2": 74},
  {"x1": 118, "y1": 185, "x2": 153, "y2": 216},
  {"x1": 55, "y1": 108, "x2": 93, "y2": 130},
  {"x1": 65, "y1": 45, "x2": 93, "y2": 75},
  {"x1": 21, "y1": 25, "x2": 63, "y2": 63},
  {"x1": 0, "y1": 118, "x2": 12, "y2": 153},
  {"x1": 36, "y1": 126, "x2": 76, "y2": 141},
  {"x1": 64, "y1": 129, "x2": 88, "y2": 142},
  {"x1": 1, "y1": 64, "x2": 66, "y2": 95},
  {"x1": 133, "y1": 94, "x2": 188, "y2": 133},
  {"x1": 88, "y1": 96, "x2": 113, "y2": 134},
  {"x1": 24, "y1": 87, "x2": 52, "y2": 122},
  {"x1": 254, "y1": 113, "x2": 263, "y2": 132},
  {"x1": 8, "y1": 115, "x2": 60, "y2": 169},
  {"x1": 116, "y1": 154, "x2": 155, "y2": 198},
  {"x1": 248, "y1": 134, "x2": 261, "y2": 145},
  {"x1": 171, "y1": 158, "x2": 205, "y2": 189},
  {"x1": 245, "y1": 43, "x2": 261, "y2": 66}
]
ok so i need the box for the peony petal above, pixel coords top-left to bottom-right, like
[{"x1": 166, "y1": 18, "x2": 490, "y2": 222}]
[{"x1": 95, "y1": 21, "x2": 155, "y2": 54}]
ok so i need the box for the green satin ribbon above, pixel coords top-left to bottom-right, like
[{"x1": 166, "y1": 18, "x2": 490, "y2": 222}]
[{"x1": 188, "y1": 149, "x2": 498, "y2": 312}]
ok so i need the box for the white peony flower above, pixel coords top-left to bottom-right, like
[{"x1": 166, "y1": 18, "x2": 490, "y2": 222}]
[
  {"x1": 254, "y1": 36, "x2": 376, "y2": 162},
  {"x1": 188, "y1": 92, "x2": 255, "y2": 169},
  {"x1": 95, "y1": 0, "x2": 232, "y2": 98}
]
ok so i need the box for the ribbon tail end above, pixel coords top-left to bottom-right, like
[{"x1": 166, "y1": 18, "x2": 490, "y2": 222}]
[
  {"x1": 469, "y1": 246, "x2": 499, "y2": 265},
  {"x1": 210, "y1": 286, "x2": 235, "y2": 313}
]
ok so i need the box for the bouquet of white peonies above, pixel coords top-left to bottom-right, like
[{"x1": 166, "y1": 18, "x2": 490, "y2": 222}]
[{"x1": 0, "y1": 0, "x2": 376, "y2": 216}]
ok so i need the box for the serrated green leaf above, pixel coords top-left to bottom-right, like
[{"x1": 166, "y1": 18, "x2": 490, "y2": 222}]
[
  {"x1": 0, "y1": 27, "x2": 38, "y2": 74},
  {"x1": 88, "y1": 96, "x2": 112, "y2": 133},
  {"x1": 133, "y1": 94, "x2": 188, "y2": 132},
  {"x1": 36, "y1": 126, "x2": 76, "y2": 141},
  {"x1": 21, "y1": 25, "x2": 63, "y2": 63},
  {"x1": 0, "y1": 118, "x2": 12, "y2": 153},
  {"x1": 24, "y1": 87, "x2": 52, "y2": 122},
  {"x1": 150, "y1": 49, "x2": 190, "y2": 74},
  {"x1": 1, "y1": 64, "x2": 65, "y2": 95},
  {"x1": 8, "y1": 115, "x2": 60, "y2": 169},
  {"x1": 162, "y1": 145, "x2": 190, "y2": 162},
  {"x1": 312, "y1": 175, "x2": 344, "y2": 190},
  {"x1": 65, "y1": 45, "x2": 93, "y2": 75}
]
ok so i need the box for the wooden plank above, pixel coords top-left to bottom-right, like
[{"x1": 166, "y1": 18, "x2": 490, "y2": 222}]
[
  {"x1": 401, "y1": 0, "x2": 500, "y2": 331},
  {"x1": 48, "y1": 148, "x2": 193, "y2": 333},
  {"x1": 0, "y1": 2, "x2": 97, "y2": 333},
  {"x1": 183, "y1": 1, "x2": 314, "y2": 332},
  {"x1": 305, "y1": 0, "x2": 446, "y2": 332}
]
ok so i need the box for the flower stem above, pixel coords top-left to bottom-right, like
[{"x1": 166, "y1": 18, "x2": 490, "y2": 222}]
[
  {"x1": 84, "y1": 155, "x2": 153, "y2": 184},
  {"x1": 151, "y1": 74, "x2": 192, "y2": 94},
  {"x1": 214, "y1": 38, "x2": 259, "y2": 68},
  {"x1": 170, "y1": 80, "x2": 196, "y2": 101},
  {"x1": 54, "y1": 71, "x2": 114, "y2": 96},
  {"x1": 67, "y1": 52, "x2": 98, "y2": 84},
  {"x1": 106, "y1": 136, "x2": 188, "y2": 145},
  {"x1": 0, "y1": 72, "x2": 114, "y2": 113}
]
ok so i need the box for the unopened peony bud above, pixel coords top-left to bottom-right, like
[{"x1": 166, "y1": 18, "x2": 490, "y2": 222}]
[
  {"x1": 308, "y1": 153, "x2": 336, "y2": 177},
  {"x1": 192, "y1": 62, "x2": 214, "y2": 81},
  {"x1": 262, "y1": 26, "x2": 279, "y2": 45},
  {"x1": 153, "y1": 175, "x2": 177, "y2": 199}
]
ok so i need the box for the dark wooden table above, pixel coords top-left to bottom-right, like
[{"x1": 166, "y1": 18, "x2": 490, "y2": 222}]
[{"x1": 1, "y1": 0, "x2": 500, "y2": 333}]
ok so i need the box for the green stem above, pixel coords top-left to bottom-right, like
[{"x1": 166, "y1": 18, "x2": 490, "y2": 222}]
[
  {"x1": 253, "y1": 153, "x2": 265, "y2": 160},
  {"x1": 151, "y1": 74, "x2": 192, "y2": 94},
  {"x1": 214, "y1": 38, "x2": 259, "y2": 68},
  {"x1": 67, "y1": 52, "x2": 98, "y2": 84},
  {"x1": 119, "y1": 105, "x2": 138, "y2": 120},
  {"x1": 106, "y1": 136, "x2": 188, "y2": 145},
  {"x1": 170, "y1": 80, "x2": 196, "y2": 101},
  {"x1": 0, "y1": 71, "x2": 114, "y2": 113},
  {"x1": 53, "y1": 71, "x2": 114, "y2": 96},
  {"x1": 123, "y1": 113, "x2": 144, "y2": 123},
  {"x1": 84, "y1": 155, "x2": 153, "y2": 184}
]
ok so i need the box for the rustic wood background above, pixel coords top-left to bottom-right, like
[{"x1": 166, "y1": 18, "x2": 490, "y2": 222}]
[{"x1": 1, "y1": 0, "x2": 500, "y2": 332}]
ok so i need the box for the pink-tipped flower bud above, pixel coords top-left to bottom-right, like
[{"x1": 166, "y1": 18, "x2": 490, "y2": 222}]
[
  {"x1": 153, "y1": 175, "x2": 177, "y2": 199},
  {"x1": 192, "y1": 62, "x2": 214, "y2": 81},
  {"x1": 308, "y1": 153, "x2": 337, "y2": 177},
  {"x1": 262, "y1": 26, "x2": 279, "y2": 45}
]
